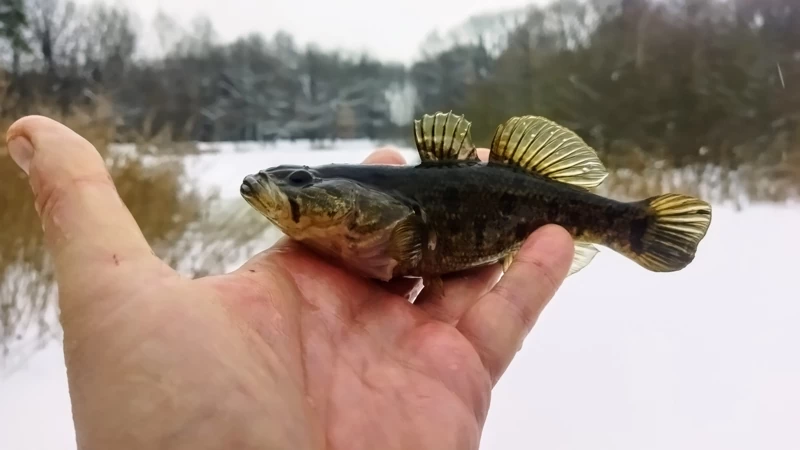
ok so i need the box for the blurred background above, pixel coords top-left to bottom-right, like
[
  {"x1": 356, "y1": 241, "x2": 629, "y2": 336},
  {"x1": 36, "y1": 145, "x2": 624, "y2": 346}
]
[{"x1": 1, "y1": 0, "x2": 799, "y2": 448}]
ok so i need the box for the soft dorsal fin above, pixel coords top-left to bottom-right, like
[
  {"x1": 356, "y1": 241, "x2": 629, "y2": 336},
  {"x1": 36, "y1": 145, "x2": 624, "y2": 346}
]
[
  {"x1": 413, "y1": 111, "x2": 480, "y2": 162},
  {"x1": 489, "y1": 115, "x2": 608, "y2": 190}
]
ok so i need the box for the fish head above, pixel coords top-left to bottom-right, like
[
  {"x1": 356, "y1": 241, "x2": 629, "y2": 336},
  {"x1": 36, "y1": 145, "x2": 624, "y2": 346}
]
[
  {"x1": 240, "y1": 164, "x2": 421, "y2": 281},
  {"x1": 240, "y1": 165, "x2": 359, "y2": 233}
]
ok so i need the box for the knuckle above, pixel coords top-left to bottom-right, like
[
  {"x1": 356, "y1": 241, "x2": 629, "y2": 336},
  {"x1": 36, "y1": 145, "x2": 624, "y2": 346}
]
[
  {"x1": 34, "y1": 180, "x2": 67, "y2": 225},
  {"x1": 514, "y1": 252, "x2": 560, "y2": 294},
  {"x1": 489, "y1": 283, "x2": 536, "y2": 331},
  {"x1": 488, "y1": 252, "x2": 563, "y2": 332},
  {"x1": 33, "y1": 172, "x2": 116, "y2": 226}
]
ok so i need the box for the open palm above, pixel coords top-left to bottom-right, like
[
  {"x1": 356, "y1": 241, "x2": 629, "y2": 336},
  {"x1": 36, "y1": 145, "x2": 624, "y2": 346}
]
[{"x1": 6, "y1": 116, "x2": 574, "y2": 450}]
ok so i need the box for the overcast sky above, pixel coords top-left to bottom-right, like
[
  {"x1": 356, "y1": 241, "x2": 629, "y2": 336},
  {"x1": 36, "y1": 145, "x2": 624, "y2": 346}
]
[{"x1": 76, "y1": 0, "x2": 549, "y2": 63}]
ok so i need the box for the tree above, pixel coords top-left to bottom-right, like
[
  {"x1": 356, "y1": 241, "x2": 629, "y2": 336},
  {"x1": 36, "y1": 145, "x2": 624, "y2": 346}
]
[{"x1": 0, "y1": 0, "x2": 30, "y2": 76}]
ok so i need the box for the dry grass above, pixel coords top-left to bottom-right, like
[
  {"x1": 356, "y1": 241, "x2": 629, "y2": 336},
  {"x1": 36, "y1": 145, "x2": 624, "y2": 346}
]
[
  {"x1": 0, "y1": 87, "x2": 271, "y2": 373},
  {"x1": 596, "y1": 137, "x2": 800, "y2": 208}
]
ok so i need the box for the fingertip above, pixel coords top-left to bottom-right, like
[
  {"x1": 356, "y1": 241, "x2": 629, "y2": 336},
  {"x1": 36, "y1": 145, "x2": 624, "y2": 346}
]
[
  {"x1": 362, "y1": 147, "x2": 406, "y2": 165},
  {"x1": 477, "y1": 148, "x2": 489, "y2": 161},
  {"x1": 7, "y1": 116, "x2": 81, "y2": 176},
  {"x1": 6, "y1": 115, "x2": 104, "y2": 181},
  {"x1": 7, "y1": 115, "x2": 91, "y2": 148},
  {"x1": 523, "y1": 224, "x2": 574, "y2": 252},
  {"x1": 6, "y1": 114, "x2": 41, "y2": 141}
]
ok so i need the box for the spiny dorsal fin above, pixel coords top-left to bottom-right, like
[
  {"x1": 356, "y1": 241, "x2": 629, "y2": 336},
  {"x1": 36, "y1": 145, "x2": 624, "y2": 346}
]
[
  {"x1": 413, "y1": 111, "x2": 479, "y2": 162},
  {"x1": 489, "y1": 115, "x2": 608, "y2": 190},
  {"x1": 569, "y1": 241, "x2": 599, "y2": 276}
]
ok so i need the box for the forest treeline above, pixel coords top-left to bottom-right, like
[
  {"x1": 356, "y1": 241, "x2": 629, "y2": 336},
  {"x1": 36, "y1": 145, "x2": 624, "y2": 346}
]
[{"x1": 1, "y1": 0, "x2": 799, "y2": 169}]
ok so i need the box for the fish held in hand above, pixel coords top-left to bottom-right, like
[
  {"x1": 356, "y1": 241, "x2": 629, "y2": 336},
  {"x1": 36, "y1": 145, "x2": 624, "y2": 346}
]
[{"x1": 240, "y1": 112, "x2": 712, "y2": 282}]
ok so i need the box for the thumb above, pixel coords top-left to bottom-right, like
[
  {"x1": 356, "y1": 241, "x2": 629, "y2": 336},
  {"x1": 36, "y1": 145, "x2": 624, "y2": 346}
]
[{"x1": 6, "y1": 115, "x2": 166, "y2": 296}]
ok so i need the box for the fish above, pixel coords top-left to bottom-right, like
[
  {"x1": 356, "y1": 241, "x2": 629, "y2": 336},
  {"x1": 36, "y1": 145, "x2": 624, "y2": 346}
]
[{"x1": 240, "y1": 111, "x2": 712, "y2": 286}]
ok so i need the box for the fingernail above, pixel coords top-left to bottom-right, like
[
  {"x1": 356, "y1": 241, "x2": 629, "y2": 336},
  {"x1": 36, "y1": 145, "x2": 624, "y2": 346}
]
[{"x1": 7, "y1": 136, "x2": 33, "y2": 175}]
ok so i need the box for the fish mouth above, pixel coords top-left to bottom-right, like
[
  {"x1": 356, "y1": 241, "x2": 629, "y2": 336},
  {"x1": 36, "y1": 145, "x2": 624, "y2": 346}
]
[
  {"x1": 240, "y1": 173, "x2": 287, "y2": 220},
  {"x1": 240, "y1": 175, "x2": 260, "y2": 199}
]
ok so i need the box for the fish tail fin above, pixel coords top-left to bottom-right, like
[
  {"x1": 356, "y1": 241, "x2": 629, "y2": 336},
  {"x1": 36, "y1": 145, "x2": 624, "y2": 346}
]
[{"x1": 626, "y1": 193, "x2": 712, "y2": 272}]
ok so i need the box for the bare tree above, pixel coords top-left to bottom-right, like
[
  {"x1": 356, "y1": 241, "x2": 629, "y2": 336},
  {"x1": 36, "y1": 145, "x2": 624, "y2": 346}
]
[{"x1": 25, "y1": 0, "x2": 79, "y2": 76}]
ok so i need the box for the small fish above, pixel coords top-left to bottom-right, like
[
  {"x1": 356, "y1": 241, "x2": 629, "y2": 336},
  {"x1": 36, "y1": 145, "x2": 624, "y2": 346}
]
[{"x1": 240, "y1": 112, "x2": 712, "y2": 286}]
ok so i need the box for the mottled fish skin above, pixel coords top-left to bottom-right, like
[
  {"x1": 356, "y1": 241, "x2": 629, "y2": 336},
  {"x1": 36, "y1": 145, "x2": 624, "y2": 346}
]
[
  {"x1": 262, "y1": 161, "x2": 645, "y2": 277},
  {"x1": 243, "y1": 112, "x2": 712, "y2": 280}
]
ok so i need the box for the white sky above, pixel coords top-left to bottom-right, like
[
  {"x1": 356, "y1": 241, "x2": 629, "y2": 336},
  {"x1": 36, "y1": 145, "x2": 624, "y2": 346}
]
[{"x1": 79, "y1": 0, "x2": 550, "y2": 63}]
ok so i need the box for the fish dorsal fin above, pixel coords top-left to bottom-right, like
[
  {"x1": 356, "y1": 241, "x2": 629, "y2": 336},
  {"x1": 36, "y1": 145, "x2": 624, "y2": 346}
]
[
  {"x1": 489, "y1": 115, "x2": 608, "y2": 190},
  {"x1": 413, "y1": 111, "x2": 479, "y2": 162}
]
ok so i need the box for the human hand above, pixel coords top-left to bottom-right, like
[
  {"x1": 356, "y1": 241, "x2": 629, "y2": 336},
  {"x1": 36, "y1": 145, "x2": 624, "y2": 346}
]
[{"x1": 6, "y1": 116, "x2": 575, "y2": 450}]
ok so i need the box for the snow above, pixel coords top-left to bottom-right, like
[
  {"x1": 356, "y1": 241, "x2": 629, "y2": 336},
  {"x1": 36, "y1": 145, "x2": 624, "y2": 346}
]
[{"x1": 1, "y1": 140, "x2": 799, "y2": 450}]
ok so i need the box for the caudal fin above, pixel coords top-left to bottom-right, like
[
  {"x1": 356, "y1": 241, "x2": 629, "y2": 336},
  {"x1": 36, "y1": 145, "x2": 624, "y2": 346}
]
[{"x1": 629, "y1": 193, "x2": 712, "y2": 272}]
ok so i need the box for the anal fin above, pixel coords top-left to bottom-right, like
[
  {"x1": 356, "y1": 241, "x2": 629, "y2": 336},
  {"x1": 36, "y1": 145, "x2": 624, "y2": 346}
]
[
  {"x1": 488, "y1": 115, "x2": 608, "y2": 190},
  {"x1": 504, "y1": 242, "x2": 597, "y2": 277},
  {"x1": 569, "y1": 241, "x2": 599, "y2": 276},
  {"x1": 413, "y1": 111, "x2": 479, "y2": 162}
]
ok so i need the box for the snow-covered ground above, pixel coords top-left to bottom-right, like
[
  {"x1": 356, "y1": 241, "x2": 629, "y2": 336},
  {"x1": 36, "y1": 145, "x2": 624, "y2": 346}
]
[{"x1": 2, "y1": 140, "x2": 799, "y2": 450}]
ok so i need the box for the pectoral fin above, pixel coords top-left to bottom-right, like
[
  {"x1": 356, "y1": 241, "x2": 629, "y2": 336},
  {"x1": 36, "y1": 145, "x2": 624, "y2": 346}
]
[{"x1": 387, "y1": 214, "x2": 425, "y2": 269}]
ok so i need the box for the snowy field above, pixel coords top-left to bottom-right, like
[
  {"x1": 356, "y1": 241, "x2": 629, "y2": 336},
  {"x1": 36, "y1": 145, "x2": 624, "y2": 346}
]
[{"x1": 2, "y1": 140, "x2": 799, "y2": 450}]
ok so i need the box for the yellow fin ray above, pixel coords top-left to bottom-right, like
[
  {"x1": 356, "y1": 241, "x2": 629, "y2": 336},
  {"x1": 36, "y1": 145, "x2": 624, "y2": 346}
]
[
  {"x1": 569, "y1": 241, "x2": 599, "y2": 276},
  {"x1": 501, "y1": 241, "x2": 596, "y2": 277},
  {"x1": 387, "y1": 215, "x2": 425, "y2": 269},
  {"x1": 489, "y1": 115, "x2": 608, "y2": 190},
  {"x1": 413, "y1": 111, "x2": 479, "y2": 162},
  {"x1": 502, "y1": 252, "x2": 515, "y2": 273},
  {"x1": 622, "y1": 194, "x2": 712, "y2": 272}
]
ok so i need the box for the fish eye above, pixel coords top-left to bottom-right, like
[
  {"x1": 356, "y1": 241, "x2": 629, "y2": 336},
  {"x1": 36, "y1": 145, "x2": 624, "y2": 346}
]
[{"x1": 288, "y1": 169, "x2": 313, "y2": 186}]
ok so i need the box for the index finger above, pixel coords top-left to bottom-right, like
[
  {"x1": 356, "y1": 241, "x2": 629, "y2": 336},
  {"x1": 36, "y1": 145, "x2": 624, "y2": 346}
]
[{"x1": 362, "y1": 147, "x2": 407, "y2": 165}]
